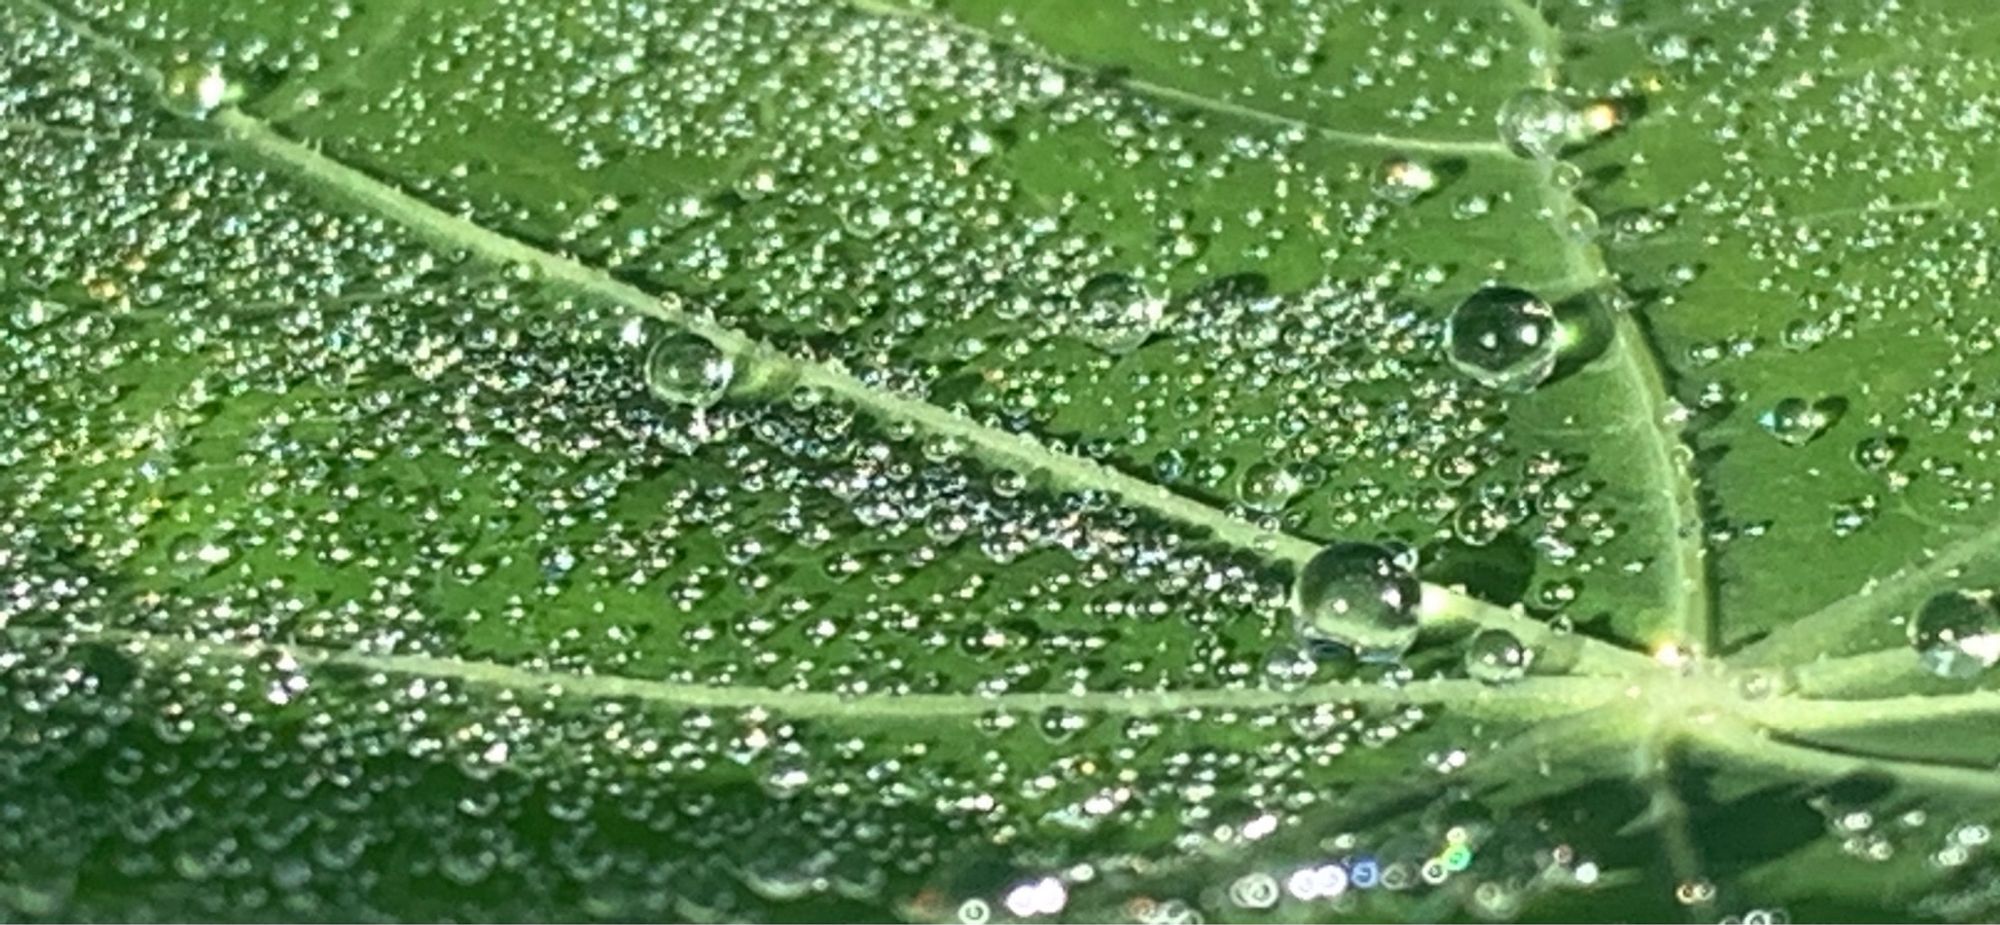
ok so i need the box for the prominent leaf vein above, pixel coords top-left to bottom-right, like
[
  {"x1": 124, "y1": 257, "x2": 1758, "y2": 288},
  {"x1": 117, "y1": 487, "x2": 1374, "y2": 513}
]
[{"x1": 43, "y1": 627, "x2": 1625, "y2": 721}]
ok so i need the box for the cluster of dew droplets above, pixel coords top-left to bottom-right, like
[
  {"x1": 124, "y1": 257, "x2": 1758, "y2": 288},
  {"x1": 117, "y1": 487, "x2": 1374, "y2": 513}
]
[{"x1": 13, "y1": 0, "x2": 1935, "y2": 917}]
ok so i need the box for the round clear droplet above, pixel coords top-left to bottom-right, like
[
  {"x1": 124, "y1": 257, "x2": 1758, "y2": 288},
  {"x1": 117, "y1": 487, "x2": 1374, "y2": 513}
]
[
  {"x1": 1464, "y1": 628, "x2": 1532, "y2": 684},
  {"x1": 1293, "y1": 542, "x2": 1421, "y2": 663},
  {"x1": 163, "y1": 62, "x2": 232, "y2": 118},
  {"x1": 645, "y1": 331, "x2": 735, "y2": 407},
  {"x1": 1910, "y1": 590, "x2": 2000, "y2": 679},
  {"x1": 1238, "y1": 462, "x2": 1304, "y2": 513},
  {"x1": 1074, "y1": 272, "x2": 1167, "y2": 354},
  {"x1": 1497, "y1": 89, "x2": 1579, "y2": 158},
  {"x1": 1445, "y1": 286, "x2": 1560, "y2": 392},
  {"x1": 1853, "y1": 435, "x2": 1906, "y2": 471}
]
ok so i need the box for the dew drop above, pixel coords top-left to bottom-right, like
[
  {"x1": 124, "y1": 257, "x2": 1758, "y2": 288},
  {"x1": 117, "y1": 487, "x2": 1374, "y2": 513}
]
[
  {"x1": 1580, "y1": 98, "x2": 1626, "y2": 135},
  {"x1": 1373, "y1": 156, "x2": 1437, "y2": 204},
  {"x1": 1674, "y1": 878, "x2": 1717, "y2": 906},
  {"x1": 1453, "y1": 194, "x2": 1493, "y2": 220},
  {"x1": 1758, "y1": 397, "x2": 1842, "y2": 447},
  {"x1": 1228, "y1": 872, "x2": 1281, "y2": 910},
  {"x1": 1293, "y1": 542, "x2": 1420, "y2": 663},
  {"x1": 1853, "y1": 435, "x2": 1907, "y2": 471},
  {"x1": 1074, "y1": 272, "x2": 1166, "y2": 355},
  {"x1": 163, "y1": 62, "x2": 232, "y2": 118},
  {"x1": 1464, "y1": 629, "x2": 1532, "y2": 685},
  {"x1": 1445, "y1": 286, "x2": 1560, "y2": 392},
  {"x1": 1910, "y1": 590, "x2": 2000, "y2": 679},
  {"x1": 1497, "y1": 89, "x2": 1579, "y2": 158},
  {"x1": 644, "y1": 331, "x2": 735, "y2": 407},
  {"x1": 1238, "y1": 462, "x2": 1304, "y2": 513}
]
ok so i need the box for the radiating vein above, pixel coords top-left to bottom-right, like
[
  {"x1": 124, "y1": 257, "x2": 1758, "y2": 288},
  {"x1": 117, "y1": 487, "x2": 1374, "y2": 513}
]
[
  {"x1": 12, "y1": 0, "x2": 1656, "y2": 691},
  {"x1": 1786, "y1": 647, "x2": 1925, "y2": 698},
  {"x1": 1688, "y1": 718, "x2": 2000, "y2": 797},
  {"x1": 0, "y1": 117, "x2": 220, "y2": 148},
  {"x1": 1498, "y1": 0, "x2": 1561, "y2": 87},
  {"x1": 1735, "y1": 519, "x2": 2000, "y2": 666},
  {"x1": 1741, "y1": 688, "x2": 2000, "y2": 734},
  {"x1": 1507, "y1": 4, "x2": 1713, "y2": 655},
  {"x1": 46, "y1": 626, "x2": 1626, "y2": 721},
  {"x1": 1598, "y1": 311, "x2": 1712, "y2": 653},
  {"x1": 1630, "y1": 736, "x2": 1710, "y2": 920},
  {"x1": 846, "y1": 0, "x2": 1510, "y2": 158}
]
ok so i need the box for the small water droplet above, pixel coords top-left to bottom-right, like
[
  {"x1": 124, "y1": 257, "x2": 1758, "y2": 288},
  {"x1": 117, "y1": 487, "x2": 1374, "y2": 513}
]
[
  {"x1": 1293, "y1": 542, "x2": 1420, "y2": 663},
  {"x1": 1373, "y1": 157, "x2": 1437, "y2": 204},
  {"x1": 1853, "y1": 435, "x2": 1907, "y2": 471},
  {"x1": 1579, "y1": 98, "x2": 1627, "y2": 135},
  {"x1": 1238, "y1": 462, "x2": 1304, "y2": 513},
  {"x1": 1674, "y1": 878, "x2": 1717, "y2": 906},
  {"x1": 1758, "y1": 397, "x2": 1842, "y2": 447},
  {"x1": 163, "y1": 62, "x2": 231, "y2": 117},
  {"x1": 1910, "y1": 590, "x2": 2000, "y2": 679},
  {"x1": 645, "y1": 331, "x2": 735, "y2": 407},
  {"x1": 1464, "y1": 629, "x2": 1532, "y2": 684},
  {"x1": 1445, "y1": 286, "x2": 1560, "y2": 392}
]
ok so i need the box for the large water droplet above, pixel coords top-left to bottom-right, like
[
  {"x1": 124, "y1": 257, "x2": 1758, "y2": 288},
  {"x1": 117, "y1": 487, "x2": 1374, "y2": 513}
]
[
  {"x1": 1464, "y1": 629, "x2": 1532, "y2": 684},
  {"x1": 645, "y1": 331, "x2": 735, "y2": 407},
  {"x1": 1497, "y1": 89, "x2": 1579, "y2": 158},
  {"x1": 1910, "y1": 590, "x2": 2000, "y2": 679},
  {"x1": 1758, "y1": 397, "x2": 1842, "y2": 447},
  {"x1": 1445, "y1": 286, "x2": 1560, "y2": 392},
  {"x1": 1293, "y1": 543, "x2": 1420, "y2": 663}
]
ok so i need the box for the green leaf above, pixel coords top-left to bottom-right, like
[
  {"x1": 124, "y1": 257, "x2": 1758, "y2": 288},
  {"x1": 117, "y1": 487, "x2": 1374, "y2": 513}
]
[{"x1": 4, "y1": 0, "x2": 2000, "y2": 921}]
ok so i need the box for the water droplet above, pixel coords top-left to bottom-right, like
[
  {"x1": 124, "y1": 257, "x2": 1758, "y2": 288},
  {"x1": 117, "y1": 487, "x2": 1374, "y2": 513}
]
[
  {"x1": 1373, "y1": 157, "x2": 1436, "y2": 204},
  {"x1": 1228, "y1": 872, "x2": 1282, "y2": 910},
  {"x1": 1445, "y1": 286, "x2": 1560, "y2": 392},
  {"x1": 1453, "y1": 194, "x2": 1493, "y2": 220},
  {"x1": 1238, "y1": 462, "x2": 1304, "y2": 513},
  {"x1": 1674, "y1": 878, "x2": 1717, "y2": 906},
  {"x1": 1758, "y1": 397, "x2": 1842, "y2": 447},
  {"x1": 1580, "y1": 98, "x2": 1626, "y2": 135},
  {"x1": 1563, "y1": 205, "x2": 1600, "y2": 242},
  {"x1": 1910, "y1": 590, "x2": 2000, "y2": 679},
  {"x1": 1464, "y1": 629, "x2": 1532, "y2": 684},
  {"x1": 163, "y1": 62, "x2": 231, "y2": 118},
  {"x1": 644, "y1": 331, "x2": 735, "y2": 407},
  {"x1": 1293, "y1": 542, "x2": 1420, "y2": 663},
  {"x1": 1074, "y1": 272, "x2": 1166, "y2": 354},
  {"x1": 1497, "y1": 89, "x2": 1578, "y2": 158},
  {"x1": 1853, "y1": 435, "x2": 1907, "y2": 471}
]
